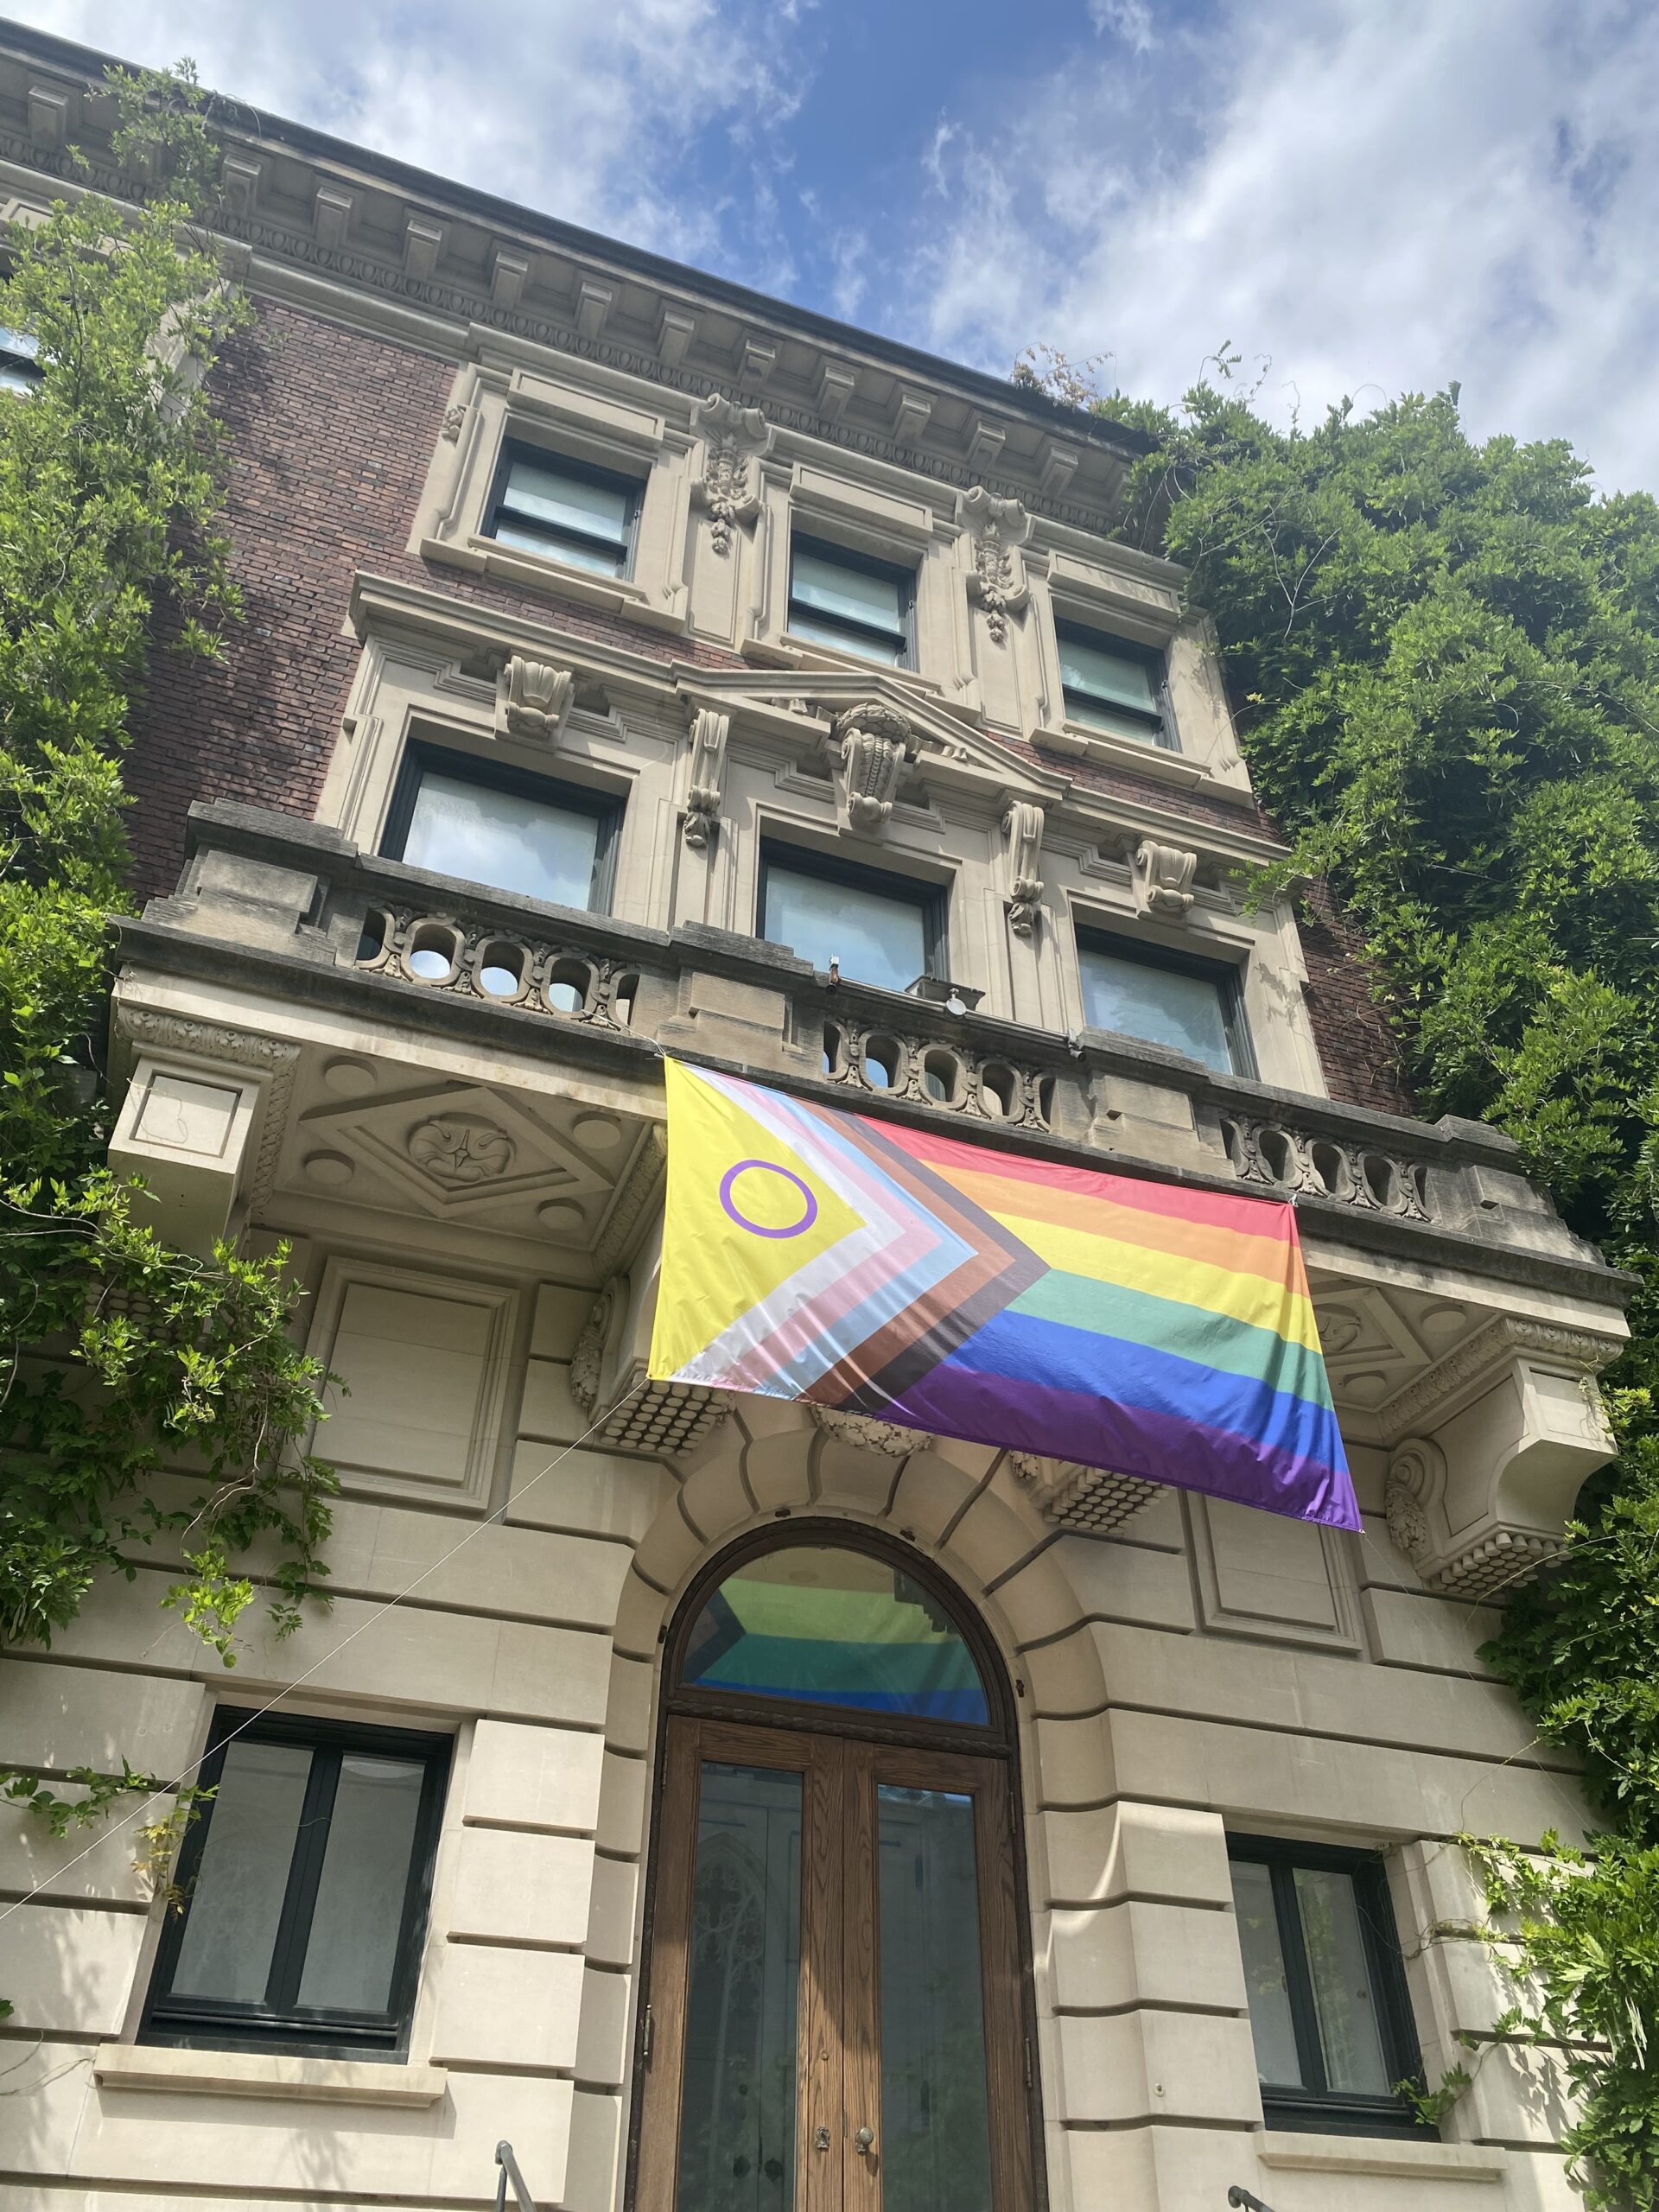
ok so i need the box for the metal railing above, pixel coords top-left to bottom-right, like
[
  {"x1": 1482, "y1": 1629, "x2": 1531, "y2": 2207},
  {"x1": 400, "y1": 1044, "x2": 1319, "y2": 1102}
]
[
  {"x1": 1227, "y1": 2188, "x2": 1277, "y2": 2211},
  {"x1": 495, "y1": 2139, "x2": 538, "y2": 2212}
]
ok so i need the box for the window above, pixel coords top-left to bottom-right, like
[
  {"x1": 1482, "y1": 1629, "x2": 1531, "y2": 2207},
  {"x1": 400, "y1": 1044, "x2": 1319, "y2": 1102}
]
[
  {"x1": 1077, "y1": 931, "x2": 1254, "y2": 1077},
  {"x1": 760, "y1": 844, "x2": 944, "y2": 996},
  {"x1": 788, "y1": 535, "x2": 913, "y2": 665},
  {"x1": 385, "y1": 748, "x2": 620, "y2": 914},
  {"x1": 486, "y1": 442, "x2": 639, "y2": 576},
  {"x1": 1056, "y1": 620, "x2": 1173, "y2": 747},
  {"x1": 0, "y1": 325, "x2": 41, "y2": 396},
  {"x1": 1229, "y1": 1836, "x2": 1426, "y2": 2137},
  {"x1": 143, "y1": 1711, "x2": 449, "y2": 2059}
]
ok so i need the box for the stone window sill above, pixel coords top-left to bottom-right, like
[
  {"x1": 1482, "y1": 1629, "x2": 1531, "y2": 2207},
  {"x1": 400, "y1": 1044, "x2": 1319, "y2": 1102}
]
[
  {"x1": 1258, "y1": 2131, "x2": 1506, "y2": 2183},
  {"x1": 418, "y1": 530, "x2": 687, "y2": 632},
  {"x1": 1033, "y1": 717, "x2": 1210, "y2": 786},
  {"x1": 95, "y1": 2041, "x2": 448, "y2": 2108}
]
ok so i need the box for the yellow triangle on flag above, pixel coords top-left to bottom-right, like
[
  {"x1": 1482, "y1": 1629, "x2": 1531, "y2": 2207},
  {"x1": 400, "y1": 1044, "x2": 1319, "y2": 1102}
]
[{"x1": 649, "y1": 1059, "x2": 868, "y2": 1381}]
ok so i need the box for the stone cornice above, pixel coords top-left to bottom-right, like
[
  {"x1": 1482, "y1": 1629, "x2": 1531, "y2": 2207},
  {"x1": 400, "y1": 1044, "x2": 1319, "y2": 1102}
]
[
  {"x1": 0, "y1": 27, "x2": 1152, "y2": 537},
  {"x1": 1373, "y1": 1313, "x2": 1624, "y2": 1440}
]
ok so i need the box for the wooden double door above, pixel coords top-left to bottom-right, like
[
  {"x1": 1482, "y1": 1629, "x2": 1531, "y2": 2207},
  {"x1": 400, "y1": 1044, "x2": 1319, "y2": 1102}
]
[{"x1": 635, "y1": 1715, "x2": 1036, "y2": 2212}]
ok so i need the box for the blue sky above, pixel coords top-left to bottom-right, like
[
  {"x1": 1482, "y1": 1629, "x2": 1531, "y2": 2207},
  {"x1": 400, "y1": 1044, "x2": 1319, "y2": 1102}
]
[{"x1": 20, "y1": 0, "x2": 1659, "y2": 488}]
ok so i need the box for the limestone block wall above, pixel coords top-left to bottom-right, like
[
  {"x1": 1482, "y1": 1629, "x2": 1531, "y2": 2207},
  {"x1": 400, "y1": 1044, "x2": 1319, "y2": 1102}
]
[{"x1": 0, "y1": 1263, "x2": 1594, "y2": 2212}]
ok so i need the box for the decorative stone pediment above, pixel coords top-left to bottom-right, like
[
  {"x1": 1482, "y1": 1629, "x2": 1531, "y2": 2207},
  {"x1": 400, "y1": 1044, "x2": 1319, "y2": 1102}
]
[
  {"x1": 1012, "y1": 1452, "x2": 1161, "y2": 1535},
  {"x1": 1131, "y1": 839, "x2": 1198, "y2": 918},
  {"x1": 690, "y1": 393, "x2": 773, "y2": 555},
  {"x1": 827, "y1": 700, "x2": 919, "y2": 837},
  {"x1": 495, "y1": 653, "x2": 575, "y2": 745},
  {"x1": 682, "y1": 707, "x2": 730, "y2": 850}
]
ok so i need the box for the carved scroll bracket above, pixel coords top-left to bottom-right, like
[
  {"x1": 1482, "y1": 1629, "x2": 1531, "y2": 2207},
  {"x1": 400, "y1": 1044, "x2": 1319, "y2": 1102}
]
[
  {"x1": 682, "y1": 707, "x2": 730, "y2": 850},
  {"x1": 1132, "y1": 840, "x2": 1198, "y2": 918},
  {"x1": 495, "y1": 653, "x2": 575, "y2": 746},
  {"x1": 827, "y1": 701, "x2": 918, "y2": 838},
  {"x1": 1003, "y1": 801, "x2": 1046, "y2": 938},
  {"x1": 691, "y1": 392, "x2": 774, "y2": 555}
]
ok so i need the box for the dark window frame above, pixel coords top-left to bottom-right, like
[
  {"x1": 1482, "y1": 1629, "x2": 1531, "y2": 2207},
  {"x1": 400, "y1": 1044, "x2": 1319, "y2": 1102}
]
[
  {"x1": 485, "y1": 436, "x2": 643, "y2": 577},
  {"x1": 383, "y1": 741, "x2": 624, "y2": 915},
  {"x1": 1076, "y1": 925, "x2": 1257, "y2": 1079},
  {"x1": 1229, "y1": 1833, "x2": 1429, "y2": 2139},
  {"x1": 759, "y1": 838, "x2": 949, "y2": 989},
  {"x1": 1054, "y1": 617, "x2": 1176, "y2": 750},
  {"x1": 787, "y1": 531, "x2": 917, "y2": 667},
  {"x1": 142, "y1": 1708, "x2": 451, "y2": 2063}
]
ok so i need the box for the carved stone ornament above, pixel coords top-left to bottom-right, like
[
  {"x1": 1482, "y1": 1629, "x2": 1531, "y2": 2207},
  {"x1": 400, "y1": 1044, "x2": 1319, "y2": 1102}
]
[
  {"x1": 569, "y1": 1284, "x2": 617, "y2": 1416},
  {"x1": 440, "y1": 398, "x2": 467, "y2": 442},
  {"x1": 494, "y1": 653, "x2": 575, "y2": 745},
  {"x1": 406, "y1": 1116, "x2": 515, "y2": 1188},
  {"x1": 809, "y1": 1403, "x2": 917, "y2": 1457},
  {"x1": 683, "y1": 707, "x2": 730, "y2": 850},
  {"x1": 829, "y1": 701, "x2": 918, "y2": 838},
  {"x1": 1003, "y1": 801, "x2": 1046, "y2": 938},
  {"x1": 1011, "y1": 1452, "x2": 1160, "y2": 1535},
  {"x1": 1382, "y1": 1439, "x2": 1437, "y2": 1563},
  {"x1": 957, "y1": 486, "x2": 1031, "y2": 645},
  {"x1": 1131, "y1": 839, "x2": 1198, "y2": 918},
  {"x1": 691, "y1": 392, "x2": 773, "y2": 555}
]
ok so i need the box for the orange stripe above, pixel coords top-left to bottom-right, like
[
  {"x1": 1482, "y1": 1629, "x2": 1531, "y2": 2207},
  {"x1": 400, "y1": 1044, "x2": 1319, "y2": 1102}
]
[{"x1": 932, "y1": 1161, "x2": 1312, "y2": 1295}]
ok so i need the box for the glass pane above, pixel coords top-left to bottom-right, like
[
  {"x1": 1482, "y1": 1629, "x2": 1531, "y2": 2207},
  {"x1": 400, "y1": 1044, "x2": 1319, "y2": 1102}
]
[
  {"x1": 878, "y1": 1785, "x2": 995, "y2": 2212},
  {"x1": 403, "y1": 770, "x2": 601, "y2": 907},
  {"x1": 791, "y1": 546, "x2": 905, "y2": 632},
  {"x1": 681, "y1": 1546, "x2": 990, "y2": 1726},
  {"x1": 1078, "y1": 944, "x2": 1236, "y2": 1073},
  {"x1": 677, "y1": 1764, "x2": 802, "y2": 2212},
  {"x1": 502, "y1": 455, "x2": 631, "y2": 543},
  {"x1": 1064, "y1": 690, "x2": 1166, "y2": 744},
  {"x1": 1294, "y1": 1866, "x2": 1391, "y2": 2094},
  {"x1": 786, "y1": 604, "x2": 906, "y2": 664},
  {"x1": 492, "y1": 514, "x2": 626, "y2": 575},
  {"x1": 763, "y1": 864, "x2": 928, "y2": 995},
  {"x1": 1058, "y1": 633, "x2": 1159, "y2": 713},
  {"x1": 296, "y1": 1754, "x2": 427, "y2": 2013},
  {"x1": 1230, "y1": 1860, "x2": 1304, "y2": 2087},
  {"x1": 169, "y1": 1740, "x2": 312, "y2": 2003}
]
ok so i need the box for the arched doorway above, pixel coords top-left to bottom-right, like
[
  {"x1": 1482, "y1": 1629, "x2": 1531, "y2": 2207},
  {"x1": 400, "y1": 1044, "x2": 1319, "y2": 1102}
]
[{"x1": 632, "y1": 1525, "x2": 1039, "y2": 2212}]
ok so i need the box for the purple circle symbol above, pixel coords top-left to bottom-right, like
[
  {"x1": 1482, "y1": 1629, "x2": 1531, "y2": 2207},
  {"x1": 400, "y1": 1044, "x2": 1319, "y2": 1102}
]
[{"x1": 719, "y1": 1159, "x2": 819, "y2": 1239}]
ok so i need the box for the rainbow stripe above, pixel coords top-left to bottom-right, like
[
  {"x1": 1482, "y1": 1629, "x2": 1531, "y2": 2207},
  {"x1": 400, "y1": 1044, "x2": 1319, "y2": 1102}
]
[{"x1": 650, "y1": 1061, "x2": 1357, "y2": 1529}]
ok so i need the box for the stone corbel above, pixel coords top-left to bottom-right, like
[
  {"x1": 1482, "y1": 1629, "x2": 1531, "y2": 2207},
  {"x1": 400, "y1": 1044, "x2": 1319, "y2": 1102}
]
[
  {"x1": 1131, "y1": 839, "x2": 1198, "y2": 918},
  {"x1": 568, "y1": 1219, "x2": 734, "y2": 1456},
  {"x1": 690, "y1": 393, "x2": 773, "y2": 556},
  {"x1": 1382, "y1": 1321, "x2": 1618, "y2": 1595},
  {"x1": 827, "y1": 701, "x2": 918, "y2": 838},
  {"x1": 683, "y1": 707, "x2": 730, "y2": 850},
  {"x1": 494, "y1": 653, "x2": 575, "y2": 745},
  {"x1": 1012, "y1": 1452, "x2": 1161, "y2": 1535},
  {"x1": 957, "y1": 487, "x2": 1031, "y2": 645},
  {"x1": 108, "y1": 1016, "x2": 296, "y2": 1256},
  {"x1": 1003, "y1": 801, "x2": 1046, "y2": 938}
]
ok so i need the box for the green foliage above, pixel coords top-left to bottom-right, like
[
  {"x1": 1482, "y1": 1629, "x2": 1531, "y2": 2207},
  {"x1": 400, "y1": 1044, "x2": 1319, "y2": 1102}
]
[
  {"x1": 0, "y1": 66, "x2": 334, "y2": 1668},
  {"x1": 1462, "y1": 1834, "x2": 1659, "y2": 2211},
  {"x1": 0, "y1": 1760, "x2": 216, "y2": 1903},
  {"x1": 1014, "y1": 346, "x2": 1659, "y2": 2206}
]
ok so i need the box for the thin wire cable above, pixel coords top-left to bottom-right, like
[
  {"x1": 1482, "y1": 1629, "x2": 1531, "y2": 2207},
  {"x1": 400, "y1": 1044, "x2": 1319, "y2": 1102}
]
[{"x1": 0, "y1": 1382, "x2": 648, "y2": 1925}]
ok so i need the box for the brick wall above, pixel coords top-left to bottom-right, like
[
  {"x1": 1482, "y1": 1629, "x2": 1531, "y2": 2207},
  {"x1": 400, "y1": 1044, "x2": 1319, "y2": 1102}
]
[{"x1": 125, "y1": 301, "x2": 745, "y2": 900}]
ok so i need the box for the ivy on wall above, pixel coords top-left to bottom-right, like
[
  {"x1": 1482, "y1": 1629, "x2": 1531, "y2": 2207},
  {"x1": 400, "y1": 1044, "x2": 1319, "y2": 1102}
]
[
  {"x1": 0, "y1": 67, "x2": 335, "y2": 1899},
  {"x1": 1015, "y1": 344, "x2": 1659, "y2": 2208}
]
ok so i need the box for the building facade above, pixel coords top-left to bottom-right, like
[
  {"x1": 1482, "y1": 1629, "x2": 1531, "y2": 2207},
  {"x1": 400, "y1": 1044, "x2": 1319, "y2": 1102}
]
[{"x1": 0, "y1": 28, "x2": 1633, "y2": 2212}]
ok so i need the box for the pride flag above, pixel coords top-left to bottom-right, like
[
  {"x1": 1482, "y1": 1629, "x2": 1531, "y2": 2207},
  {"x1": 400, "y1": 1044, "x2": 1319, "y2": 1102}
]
[{"x1": 649, "y1": 1060, "x2": 1357, "y2": 1529}]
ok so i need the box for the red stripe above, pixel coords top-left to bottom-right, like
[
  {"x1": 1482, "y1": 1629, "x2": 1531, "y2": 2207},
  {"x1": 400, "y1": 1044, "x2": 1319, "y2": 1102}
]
[{"x1": 866, "y1": 1116, "x2": 1298, "y2": 1243}]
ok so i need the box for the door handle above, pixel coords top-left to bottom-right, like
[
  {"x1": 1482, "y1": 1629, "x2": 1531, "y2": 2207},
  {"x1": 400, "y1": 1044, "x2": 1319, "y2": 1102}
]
[{"x1": 854, "y1": 2126, "x2": 874, "y2": 2157}]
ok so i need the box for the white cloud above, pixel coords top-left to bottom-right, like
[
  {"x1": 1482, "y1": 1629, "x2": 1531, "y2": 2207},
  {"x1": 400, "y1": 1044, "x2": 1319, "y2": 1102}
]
[
  {"x1": 19, "y1": 0, "x2": 806, "y2": 268},
  {"x1": 899, "y1": 0, "x2": 1659, "y2": 490}
]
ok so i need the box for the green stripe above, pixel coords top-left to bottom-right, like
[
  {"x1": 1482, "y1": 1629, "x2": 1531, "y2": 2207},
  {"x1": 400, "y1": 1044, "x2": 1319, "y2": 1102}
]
[{"x1": 1009, "y1": 1269, "x2": 1336, "y2": 1413}]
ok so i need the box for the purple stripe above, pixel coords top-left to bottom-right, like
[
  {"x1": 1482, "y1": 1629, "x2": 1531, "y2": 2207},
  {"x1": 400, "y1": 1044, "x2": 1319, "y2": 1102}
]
[{"x1": 878, "y1": 1360, "x2": 1359, "y2": 1530}]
